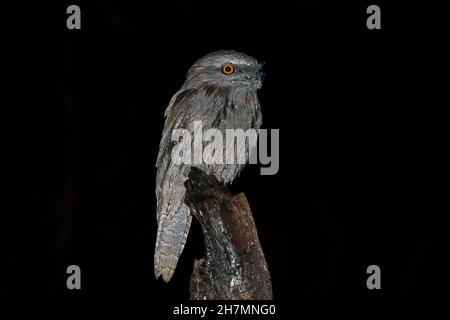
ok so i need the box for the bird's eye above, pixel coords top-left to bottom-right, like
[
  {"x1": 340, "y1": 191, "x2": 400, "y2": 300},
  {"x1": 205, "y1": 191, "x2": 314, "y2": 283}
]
[{"x1": 221, "y1": 64, "x2": 235, "y2": 75}]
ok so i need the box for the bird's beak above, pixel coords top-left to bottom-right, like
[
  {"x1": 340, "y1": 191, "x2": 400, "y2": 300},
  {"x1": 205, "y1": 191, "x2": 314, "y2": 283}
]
[
  {"x1": 257, "y1": 62, "x2": 265, "y2": 79},
  {"x1": 257, "y1": 63, "x2": 265, "y2": 82},
  {"x1": 258, "y1": 61, "x2": 265, "y2": 71}
]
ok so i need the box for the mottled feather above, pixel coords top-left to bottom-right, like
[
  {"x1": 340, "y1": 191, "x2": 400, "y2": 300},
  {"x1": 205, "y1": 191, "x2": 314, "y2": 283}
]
[{"x1": 155, "y1": 50, "x2": 263, "y2": 282}]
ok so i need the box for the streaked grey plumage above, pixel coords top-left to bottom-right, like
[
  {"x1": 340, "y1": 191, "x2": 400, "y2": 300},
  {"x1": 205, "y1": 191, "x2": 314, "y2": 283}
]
[{"x1": 155, "y1": 50, "x2": 263, "y2": 282}]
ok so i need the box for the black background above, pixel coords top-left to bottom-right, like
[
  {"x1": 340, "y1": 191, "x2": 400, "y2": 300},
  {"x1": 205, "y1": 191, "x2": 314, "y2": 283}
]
[{"x1": 3, "y1": 0, "x2": 449, "y2": 301}]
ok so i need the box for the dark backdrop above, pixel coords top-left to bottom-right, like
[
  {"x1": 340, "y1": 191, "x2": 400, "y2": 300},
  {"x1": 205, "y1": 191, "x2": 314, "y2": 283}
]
[{"x1": 3, "y1": 0, "x2": 448, "y2": 301}]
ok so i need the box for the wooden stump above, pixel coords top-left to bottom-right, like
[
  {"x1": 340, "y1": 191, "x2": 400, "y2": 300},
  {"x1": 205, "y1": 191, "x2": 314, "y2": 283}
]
[{"x1": 184, "y1": 168, "x2": 273, "y2": 300}]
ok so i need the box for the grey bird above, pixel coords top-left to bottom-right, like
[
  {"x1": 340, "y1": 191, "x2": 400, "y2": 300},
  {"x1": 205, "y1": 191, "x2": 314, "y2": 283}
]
[{"x1": 154, "y1": 50, "x2": 263, "y2": 282}]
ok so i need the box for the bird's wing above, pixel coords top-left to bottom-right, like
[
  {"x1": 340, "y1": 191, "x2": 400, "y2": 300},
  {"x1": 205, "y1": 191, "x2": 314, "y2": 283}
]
[
  {"x1": 156, "y1": 89, "x2": 206, "y2": 220},
  {"x1": 154, "y1": 88, "x2": 219, "y2": 282}
]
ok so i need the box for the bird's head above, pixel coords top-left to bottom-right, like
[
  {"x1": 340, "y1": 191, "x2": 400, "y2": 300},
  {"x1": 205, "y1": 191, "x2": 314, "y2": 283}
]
[{"x1": 184, "y1": 50, "x2": 264, "y2": 91}]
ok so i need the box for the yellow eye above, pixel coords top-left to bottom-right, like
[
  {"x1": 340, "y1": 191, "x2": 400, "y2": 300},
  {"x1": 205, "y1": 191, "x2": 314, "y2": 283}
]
[{"x1": 222, "y1": 64, "x2": 235, "y2": 75}]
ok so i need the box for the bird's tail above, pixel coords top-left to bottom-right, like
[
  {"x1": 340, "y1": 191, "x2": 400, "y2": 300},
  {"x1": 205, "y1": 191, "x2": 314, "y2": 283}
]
[{"x1": 154, "y1": 203, "x2": 192, "y2": 282}]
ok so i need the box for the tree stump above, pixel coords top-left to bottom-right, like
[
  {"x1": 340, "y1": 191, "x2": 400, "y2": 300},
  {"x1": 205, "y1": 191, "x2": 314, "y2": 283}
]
[{"x1": 184, "y1": 168, "x2": 272, "y2": 300}]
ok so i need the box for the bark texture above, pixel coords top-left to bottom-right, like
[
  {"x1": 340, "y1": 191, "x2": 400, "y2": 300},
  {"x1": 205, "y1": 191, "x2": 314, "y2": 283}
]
[{"x1": 184, "y1": 168, "x2": 272, "y2": 300}]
